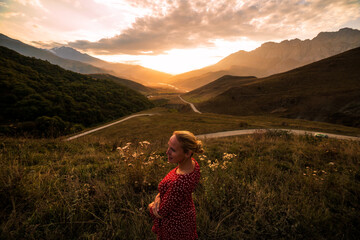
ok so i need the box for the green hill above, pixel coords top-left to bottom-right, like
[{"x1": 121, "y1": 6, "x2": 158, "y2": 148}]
[
  {"x1": 0, "y1": 46, "x2": 154, "y2": 137},
  {"x1": 194, "y1": 47, "x2": 360, "y2": 127}
]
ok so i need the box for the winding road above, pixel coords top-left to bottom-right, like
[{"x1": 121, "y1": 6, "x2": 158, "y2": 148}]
[
  {"x1": 65, "y1": 112, "x2": 359, "y2": 142},
  {"x1": 65, "y1": 113, "x2": 154, "y2": 141},
  {"x1": 178, "y1": 95, "x2": 202, "y2": 114}
]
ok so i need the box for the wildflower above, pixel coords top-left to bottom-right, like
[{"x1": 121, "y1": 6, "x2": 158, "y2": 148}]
[
  {"x1": 122, "y1": 142, "x2": 132, "y2": 151},
  {"x1": 139, "y1": 141, "x2": 151, "y2": 148},
  {"x1": 208, "y1": 159, "x2": 220, "y2": 171},
  {"x1": 221, "y1": 160, "x2": 231, "y2": 169},
  {"x1": 199, "y1": 155, "x2": 207, "y2": 161},
  {"x1": 223, "y1": 153, "x2": 237, "y2": 160}
]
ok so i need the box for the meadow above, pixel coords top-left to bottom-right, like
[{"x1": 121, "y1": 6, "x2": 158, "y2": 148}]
[{"x1": 1, "y1": 109, "x2": 360, "y2": 239}]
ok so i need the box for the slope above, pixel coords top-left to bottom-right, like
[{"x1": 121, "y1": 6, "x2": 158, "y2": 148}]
[
  {"x1": 88, "y1": 73, "x2": 155, "y2": 95},
  {"x1": 0, "y1": 46, "x2": 154, "y2": 137},
  {"x1": 196, "y1": 47, "x2": 360, "y2": 127},
  {"x1": 183, "y1": 75, "x2": 257, "y2": 102}
]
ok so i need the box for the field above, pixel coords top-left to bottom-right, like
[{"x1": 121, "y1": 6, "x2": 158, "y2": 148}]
[{"x1": 1, "y1": 109, "x2": 360, "y2": 239}]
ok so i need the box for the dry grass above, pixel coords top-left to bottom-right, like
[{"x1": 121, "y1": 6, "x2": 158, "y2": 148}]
[{"x1": 1, "y1": 129, "x2": 359, "y2": 239}]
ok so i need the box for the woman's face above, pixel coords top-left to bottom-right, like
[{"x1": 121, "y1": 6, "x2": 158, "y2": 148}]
[{"x1": 166, "y1": 135, "x2": 190, "y2": 164}]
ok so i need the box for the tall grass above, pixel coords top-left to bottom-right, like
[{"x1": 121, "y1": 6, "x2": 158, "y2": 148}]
[{"x1": 1, "y1": 131, "x2": 359, "y2": 239}]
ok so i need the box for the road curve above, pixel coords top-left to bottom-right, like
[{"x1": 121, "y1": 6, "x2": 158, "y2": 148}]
[
  {"x1": 178, "y1": 95, "x2": 202, "y2": 114},
  {"x1": 196, "y1": 128, "x2": 360, "y2": 141},
  {"x1": 65, "y1": 113, "x2": 154, "y2": 141}
]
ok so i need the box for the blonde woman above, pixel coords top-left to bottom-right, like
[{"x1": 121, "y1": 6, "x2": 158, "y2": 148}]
[{"x1": 149, "y1": 131, "x2": 203, "y2": 240}]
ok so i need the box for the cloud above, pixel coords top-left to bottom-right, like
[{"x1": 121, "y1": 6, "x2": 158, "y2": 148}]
[
  {"x1": 4, "y1": 0, "x2": 359, "y2": 55},
  {"x1": 67, "y1": 0, "x2": 360, "y2": 55}
]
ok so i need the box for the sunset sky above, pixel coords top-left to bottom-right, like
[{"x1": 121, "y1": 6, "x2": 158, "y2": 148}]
[{"x1": 1, "y1": 0, "x2": 360, "y2": 74}]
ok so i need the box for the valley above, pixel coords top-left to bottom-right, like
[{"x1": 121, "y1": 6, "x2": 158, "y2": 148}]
[{"x1": 1, "y1": 27, "x2": 360, "y2": 240}]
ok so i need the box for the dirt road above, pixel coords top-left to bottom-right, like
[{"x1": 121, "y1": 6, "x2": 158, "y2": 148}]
[
  {"x1": 178, "y1": 95, "x2": 202, "y2": 114},
  {"x1": 196, "y1": 129, "x2": 360, "y2": 141},
  {"x1": 65, "y1": 113, "x2": 154, "y2": 141}
]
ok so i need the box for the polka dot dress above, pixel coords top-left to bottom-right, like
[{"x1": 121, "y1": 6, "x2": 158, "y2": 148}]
[{"x1": 150, "y1": 159, "x2": 201, "y2": 240}]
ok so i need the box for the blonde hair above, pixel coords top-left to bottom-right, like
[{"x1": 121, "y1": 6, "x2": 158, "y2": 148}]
[{"x1": 173, "y1": 130, "x2": 204, "y2": 154}]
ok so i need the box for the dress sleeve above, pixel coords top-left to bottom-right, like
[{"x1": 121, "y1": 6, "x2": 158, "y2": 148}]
[{"x1": 158, "y1": 177, "x2": 194, "y2": 218}]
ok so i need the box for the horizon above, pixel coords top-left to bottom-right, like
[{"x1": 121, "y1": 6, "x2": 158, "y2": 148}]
[{"x1": 1, "y1": 0, "x2": 360, "y2": 74}]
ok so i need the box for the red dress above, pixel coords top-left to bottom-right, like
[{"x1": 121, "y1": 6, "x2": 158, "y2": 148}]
[{"x1": 150, "y1": 159, "x2": 200, "y2": 240}]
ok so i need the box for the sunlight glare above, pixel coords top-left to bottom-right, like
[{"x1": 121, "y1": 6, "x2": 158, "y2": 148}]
[{"x1": 93, "y1": 38, "x2": 261, "y2": 74}]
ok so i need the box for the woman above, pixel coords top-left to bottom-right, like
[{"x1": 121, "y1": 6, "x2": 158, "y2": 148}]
[{"x1": 149, "y1": 131, "x2": 203, "y2": 240}]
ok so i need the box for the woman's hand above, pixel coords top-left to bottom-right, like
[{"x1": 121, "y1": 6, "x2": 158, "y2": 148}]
[{"x1": 150, "y1": 193, "x2": 162, "y2": 219}]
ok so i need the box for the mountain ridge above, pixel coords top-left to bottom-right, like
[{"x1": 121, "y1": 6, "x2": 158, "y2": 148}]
[
  {"x1": 0, "y1": 34, "x2": 172, "y2": 86},
  {"x1": 0, "y1": 33, "x2": 109, "y2": 75},
  {"x1": 170, "y1": 28, "x2": 360, "y2": 91},
  {"x1": 50, "y1": 46, "x2": 172, "y2": 86}
]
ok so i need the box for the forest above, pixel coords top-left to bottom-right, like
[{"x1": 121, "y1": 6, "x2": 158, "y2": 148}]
[{"x1": 0, "y1": 46, "x2": 154, "y2": 137}]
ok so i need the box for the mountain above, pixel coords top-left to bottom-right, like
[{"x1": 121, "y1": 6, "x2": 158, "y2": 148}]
[
  {"x1": 192, "y1": 47, "x2": 360, "y2": 127},
  {"x1": 171, "y1": 28, "x2": 360, "y2": 91},
  {"x1": 48, "y1": 48, "x2": 158, "y2": 95},
  {"x1": 50, "y1": 46, "x2": 105, "y2": 65},
  {"x1": 50, "y1": 46, "x2": 173, "y2": 86},
  {"x1": 0, "y1": 46, "x2": 154, "y2": 137},
  {"x1": 0, "y1": 33, "x2": 109, "y2": 75},
  {"x1": 0, "y1": 34, "x2": 172, "y2": 86}
]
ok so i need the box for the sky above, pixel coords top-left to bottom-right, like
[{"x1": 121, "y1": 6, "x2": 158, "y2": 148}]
[{"x1": 1, "y1": 0, "x2": 360, "y2": 74}]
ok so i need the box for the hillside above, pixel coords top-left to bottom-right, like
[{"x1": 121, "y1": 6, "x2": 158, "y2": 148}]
[
  {"x1": 0, "y1": 46, "x2": 154, "y2": 137},
  {"x1": 50, "y1": 46, "x2": 173, "y2": 86},
  {"x1": 170, "y1": 28, "x2": 360, "y2": 91},
  {"x1": 88, "y1": 74, "x2": 155, "y2": 95},
  {"x1": 195, "y1": 47, "x2": 360, "y2": 127},
  {"x1": 184, "y1": 75, "x2": 257, "y2": 102},
  {"x1": 0, "y1": 33, "x2": 109, "y2": 75}
]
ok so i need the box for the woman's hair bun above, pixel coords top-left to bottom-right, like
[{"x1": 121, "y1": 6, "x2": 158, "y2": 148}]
[
  {"x1": 173, "y1": 130, "x2": 204, "y2": 154},
  {"x1": 195, "y1": 140, "x2": 204, "y2": 153}
]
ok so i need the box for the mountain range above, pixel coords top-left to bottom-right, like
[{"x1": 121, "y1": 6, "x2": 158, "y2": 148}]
[
  {"x1": 49, "y1": 46, "x2": 172, "y2": 86},
  {"x1": 0, "y1": 34, "x2": 171, "y2": 86},
  {"x1": 0, "y1": 33, "x2": 108, "y2": 75},
  {"x1": 170, "y1": 28, "x2": 360, "y2": 91},
  {"x1": 187, "y1": 47, "x2": 360, "y2": 127},
  {"x1": 1, "y1": 28, "x2": 359, "y2": 91}
]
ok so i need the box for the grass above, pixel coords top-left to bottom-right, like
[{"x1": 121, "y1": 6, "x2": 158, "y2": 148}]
[
  {"x1": 68, "y1": 107, "x2": 360, "y2": 145},
  {"x1": 1, "y1": 127, "x2": 360, "y2": 239}
]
